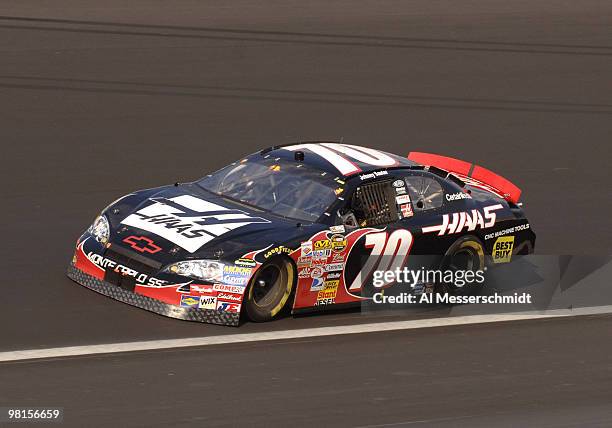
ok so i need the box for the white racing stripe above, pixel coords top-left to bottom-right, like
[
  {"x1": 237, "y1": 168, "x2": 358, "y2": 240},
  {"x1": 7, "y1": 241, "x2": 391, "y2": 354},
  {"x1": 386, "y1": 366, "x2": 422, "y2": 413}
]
[{"x1": 1, "y1": 305, "x2": 611, "y2": 363}]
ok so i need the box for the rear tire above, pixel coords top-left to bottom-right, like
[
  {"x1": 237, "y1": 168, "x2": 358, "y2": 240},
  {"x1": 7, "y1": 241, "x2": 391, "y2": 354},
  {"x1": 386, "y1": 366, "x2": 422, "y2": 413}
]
[
  {"x1": 244, "y1": 256, "x2": 295, "y2": 322},
  {"x1": 438, "y1": 236, "x2": 486, "y2": 296}
]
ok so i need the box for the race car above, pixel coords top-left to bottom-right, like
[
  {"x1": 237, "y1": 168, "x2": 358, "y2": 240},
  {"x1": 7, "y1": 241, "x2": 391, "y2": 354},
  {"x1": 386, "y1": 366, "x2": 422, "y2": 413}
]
[{"x1": 67, "y1": 142, "x2": 535, "y2": 326}]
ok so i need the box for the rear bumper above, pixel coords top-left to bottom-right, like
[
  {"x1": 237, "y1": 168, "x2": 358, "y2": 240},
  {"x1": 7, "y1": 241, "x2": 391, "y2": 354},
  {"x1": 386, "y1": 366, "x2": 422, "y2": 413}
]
[{"x1": 67, "y1": 264, "x2": 240, "y2": 326}]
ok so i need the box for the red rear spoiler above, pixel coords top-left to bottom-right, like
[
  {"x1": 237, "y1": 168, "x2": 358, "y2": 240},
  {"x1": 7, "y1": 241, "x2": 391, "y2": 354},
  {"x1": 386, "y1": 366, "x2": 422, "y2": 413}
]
[{"x1": 407, "y1": 152, "x2": 522, "y2": 204}]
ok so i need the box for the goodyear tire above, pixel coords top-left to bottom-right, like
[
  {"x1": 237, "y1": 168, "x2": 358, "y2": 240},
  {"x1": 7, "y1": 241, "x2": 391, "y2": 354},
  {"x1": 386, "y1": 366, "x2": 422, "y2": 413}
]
[
  {"x1": 438, "y1": 236, "x2": 486, "y2": 296},
  {"x1": 244, "y1": 256, "x2": 295, "y2": 322}
]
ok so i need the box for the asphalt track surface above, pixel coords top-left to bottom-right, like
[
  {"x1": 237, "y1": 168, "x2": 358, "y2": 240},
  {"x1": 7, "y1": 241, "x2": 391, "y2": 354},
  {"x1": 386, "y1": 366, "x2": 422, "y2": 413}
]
[{"x1": 1, "y1": 1, "x2": 611, "y2": 426}]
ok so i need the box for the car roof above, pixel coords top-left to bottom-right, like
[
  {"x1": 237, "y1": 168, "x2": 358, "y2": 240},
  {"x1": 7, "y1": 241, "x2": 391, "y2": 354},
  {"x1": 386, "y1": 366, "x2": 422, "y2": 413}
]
[{"x1": 259, "y1": 142, "x2": 417, "y2": 178}]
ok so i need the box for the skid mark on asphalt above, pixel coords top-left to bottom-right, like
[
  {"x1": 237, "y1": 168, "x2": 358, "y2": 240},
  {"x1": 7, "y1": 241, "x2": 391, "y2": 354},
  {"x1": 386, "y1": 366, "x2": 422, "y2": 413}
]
[
  {"x1": 2, "y1": 76, "x2": 612, "y2": 115},
  {"x1": 2, "y1": 15, "x2": 612, "y2": 56}
]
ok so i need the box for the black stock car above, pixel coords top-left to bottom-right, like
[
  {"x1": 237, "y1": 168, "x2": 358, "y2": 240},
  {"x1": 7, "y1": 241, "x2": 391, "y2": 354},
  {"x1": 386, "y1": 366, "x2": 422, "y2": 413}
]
[{"x1": 68, "y1": 142, "x2": 535, "y2": 326}]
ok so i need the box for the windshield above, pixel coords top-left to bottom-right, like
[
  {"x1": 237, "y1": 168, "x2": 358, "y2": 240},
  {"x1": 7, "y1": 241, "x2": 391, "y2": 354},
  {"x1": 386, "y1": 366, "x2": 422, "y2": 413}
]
[{"x1": 197, "y1": 156, "x2": 342, "y2": 222}]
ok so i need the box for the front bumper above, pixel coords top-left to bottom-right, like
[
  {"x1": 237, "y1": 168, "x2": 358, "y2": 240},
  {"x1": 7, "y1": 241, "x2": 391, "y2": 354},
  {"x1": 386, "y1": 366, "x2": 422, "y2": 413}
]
[{"x1": 67, "y1": 264, "x2": 240, "y2": 326}]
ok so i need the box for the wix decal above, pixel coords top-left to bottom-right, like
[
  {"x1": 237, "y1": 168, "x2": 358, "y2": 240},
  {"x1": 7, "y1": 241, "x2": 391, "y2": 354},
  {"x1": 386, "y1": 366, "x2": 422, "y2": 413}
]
[{"x1": 120, "y1": 195, "x2": 269, "y2": 252}]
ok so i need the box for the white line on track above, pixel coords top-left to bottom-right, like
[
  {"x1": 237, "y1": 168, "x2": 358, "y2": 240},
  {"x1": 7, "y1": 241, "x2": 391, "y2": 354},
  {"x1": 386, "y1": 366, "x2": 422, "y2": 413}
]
[{"x1": 1, "y1": 305, "x2": 611, "y2": 363}]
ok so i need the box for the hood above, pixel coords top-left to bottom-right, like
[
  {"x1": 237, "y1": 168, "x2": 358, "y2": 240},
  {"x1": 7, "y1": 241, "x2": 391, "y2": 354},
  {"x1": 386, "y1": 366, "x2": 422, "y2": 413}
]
[{"x1": 105, "y1": 184, "x2": 309, "y2": 261}]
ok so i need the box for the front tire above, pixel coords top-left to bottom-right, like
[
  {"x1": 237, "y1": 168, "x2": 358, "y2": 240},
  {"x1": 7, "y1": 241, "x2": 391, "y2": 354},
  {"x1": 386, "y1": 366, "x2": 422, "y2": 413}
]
[{"x1": 244, "y1": 256, "x2": 295, "y2": 322}]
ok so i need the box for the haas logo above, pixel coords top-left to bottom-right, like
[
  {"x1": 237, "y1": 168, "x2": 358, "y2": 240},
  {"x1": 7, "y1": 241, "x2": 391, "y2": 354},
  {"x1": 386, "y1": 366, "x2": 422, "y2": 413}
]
[
  {"x1": 120, "y1": 195, "x2": 270, "y2": 253},
  {"x1": 122, "y1": 236, "x2": 162, "y2": 254}
]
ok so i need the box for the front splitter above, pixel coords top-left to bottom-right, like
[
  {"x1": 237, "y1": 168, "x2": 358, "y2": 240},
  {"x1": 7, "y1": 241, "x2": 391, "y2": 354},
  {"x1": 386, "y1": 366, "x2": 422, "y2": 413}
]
[{"x1": 67, "y1": 264, "x2": 240, "y2": 327}]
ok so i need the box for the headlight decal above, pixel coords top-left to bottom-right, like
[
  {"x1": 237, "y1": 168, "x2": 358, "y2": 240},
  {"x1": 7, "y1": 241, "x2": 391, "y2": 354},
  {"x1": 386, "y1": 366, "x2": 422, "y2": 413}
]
[
  {"x1": 164, "y1": 260, "x2": 255, "y2": 286},
  {"x1": 88, "y1": 215, "x2": 110, "y2": 244},
  {"x1": 164, "y1": 260, "x2": 225, "y2": 282}
]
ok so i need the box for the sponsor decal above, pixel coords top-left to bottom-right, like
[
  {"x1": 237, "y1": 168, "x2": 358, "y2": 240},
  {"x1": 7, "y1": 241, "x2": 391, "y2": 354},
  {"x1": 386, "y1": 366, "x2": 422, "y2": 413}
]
[
  {"x1": 283, "y1": 143, "x2": 399, "y2": 176},
  {"x1": 213, "y1": 283, "x2": 245, "y2": 293},
  {"x1": 311, "y1": 257, "x2": 328, "y2": 266},
  {"x1": 216, "y1": 301, "x2": 241, "y2": 313},
  {"x1": 301, "y1": 241, "x2": 313, "y2": 257},
  {"x1": 222, "y1": 265, "x2": 252, "y2": 285},
  {"x1": 492, "y1": 236, "x2": 514, "y2": 263},
  {"x1": 400, "y1": 203, "x2": 413, "y2": 218},
  {"x1": 297, "y1": 256, "x2": 312, "y2": 267},
  {"x1": 330, "y1": 234, "x2": 347, "y2": 253},
  {"x1": 222, "y1": 276, "x2": 249, "y2": 286},
  {"x1": 331, "y1": 253, "x2": 345, "y2": 263},
  {"x1": 120, "y1": 195, "x2": 270, "y2": 253},
  {"x1": 310, "y1": 277, "x2": 324, "y2": 291},
  {"x1": 484, "y1": 223, "x2": 530, "y2": 240},
  {"x1": 318, "y1": 289, "x2": 337, "y2": 300},
  {"x1": 392, "y1": 179, "x2": 405, "y2": 188},
  {"x1": 446, "y1": 192, "x2": 472, "y2": 201},
  {"x1": 264, "y1": 246, "x2": 292, "y2": 259},
  {"x1": 198, "y1": 295, "x2": 217, "y2": 310},
  {"x1": 312, "y1": 249, "x2": 331, "y2": 259},
  {"x1": 217, "y1": 292, "x2": 242, "y2": 302},
  {"x1": 422, "y1": 204, "x2": 504, "y2": 236},
  {"x1": 298, "y1": 267, "x2": 313, "y2": 278},
  {"x1": 223, "y1": 266, "x2": 252, "y2": 276},
  {"x1": 316, "y1": 283, "x2": 338, "y2": 305},
  {"x1": 323, "y1": 279, "x2": 340, "y2": 290},
  {"x1": 395, "y1": 195, "x2": 411, "y2": 205},
  {"x1": 325, "y1": 263, "x2": 344, "y2": 272},
  {"x1": 329, "y1": 225, "x2": 346, "y2": 234},
  {"x1": 326, "y1": 272, "x2": 341, "y2": 280},
  {"x1": 180, "y1": 295, "x2": 200, "y2": 308},
  {"x1": 359, "y1": 170, "x2": 389, "y2": 180},
  {"x1": 395, "y1": 186, "x2": 407, "y2": 195},
  {"x1": 235, "y1": 258, "x2": 257, "y2": 267},
  {"x1": 314, "y1": 239, "x2": 331, "y2": 250},
  {"x1": 190, "y1": 284, "x2": 215, "y2": 294},
  {"x1": 122, "y1": 235, "x2": 162, "y2": 254},
  {"x1": 311, "y1": 267, "x2": 324, "y2": 278}
]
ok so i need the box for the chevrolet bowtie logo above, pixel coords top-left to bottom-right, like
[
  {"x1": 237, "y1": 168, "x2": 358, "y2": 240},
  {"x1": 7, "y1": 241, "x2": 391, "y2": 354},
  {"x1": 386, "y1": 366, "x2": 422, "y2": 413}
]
[{"x1": 122, "y1": 235, "x2": 162, "y2": 254}]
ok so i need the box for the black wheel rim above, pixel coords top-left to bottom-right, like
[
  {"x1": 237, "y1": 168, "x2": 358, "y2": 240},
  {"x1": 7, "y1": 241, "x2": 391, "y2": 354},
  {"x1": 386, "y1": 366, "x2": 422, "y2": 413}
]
[
  {"x1": 448, "y1": 248, "x2": 478, "y2": 272},
  {"x1": 443, "y1": 244, "x2": 483, "y2": 293},
  {"x1": 251, "y1": 263, "x2": 284, "y2": 307}
]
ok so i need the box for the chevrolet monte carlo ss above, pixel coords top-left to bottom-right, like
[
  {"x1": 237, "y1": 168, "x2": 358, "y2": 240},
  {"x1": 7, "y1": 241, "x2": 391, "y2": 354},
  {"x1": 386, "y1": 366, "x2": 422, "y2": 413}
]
[{"x1": 68, "y1": 142, "x2": 535, "y2": 326}]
